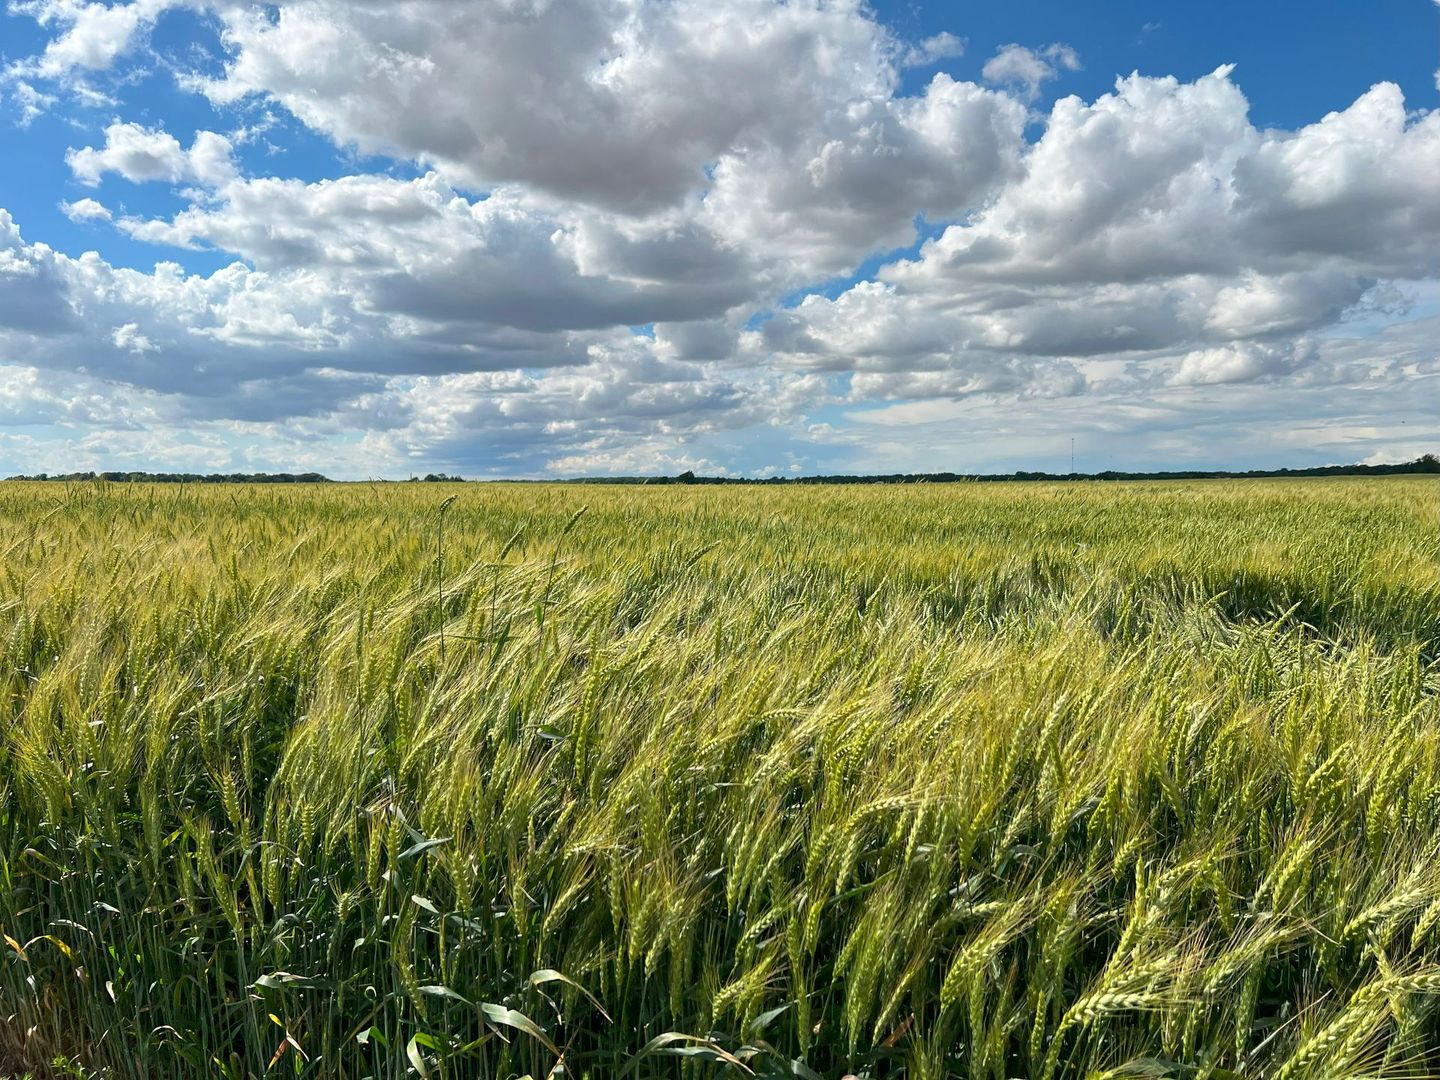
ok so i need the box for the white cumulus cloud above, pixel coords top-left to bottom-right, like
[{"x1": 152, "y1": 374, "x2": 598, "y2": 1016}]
[
  {"x1": 60, "y1": 197, "x2": 112, "y2": 222},
  {"x1": 67, "y1": 121, "x2": 236, "y2": 187}
]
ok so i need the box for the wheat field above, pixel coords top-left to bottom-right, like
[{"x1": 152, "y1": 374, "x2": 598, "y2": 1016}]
[{"x1": 0, "y1": 477, "x2": 1437, "y2": 1079}]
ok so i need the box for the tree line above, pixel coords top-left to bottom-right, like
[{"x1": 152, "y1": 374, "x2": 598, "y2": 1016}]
[{"x1": 7, "y1": 454, "x2": 1436, "y2": 485}]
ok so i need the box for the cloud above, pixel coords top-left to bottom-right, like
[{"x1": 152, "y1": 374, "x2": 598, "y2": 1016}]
[
  {"x1": 881, "y1": 71, "x2": 1438, "y2": 326},
  {"x1": 0, "y1": 4, "x2": 1436, "y2": 476},
  {"x1": 0, "y1": 199, "x2": 839, "y2": 475},
  {"x1": 60, "y1": 197, "x2": 112, "y2": 222},
  {"x1": 981, "y1": 42, "x2": 1080, "y2": 101},
  {"x1": 98, "y1": 0, "x2": 1026, "y2": 292},
  {"x1": 9, "y1": 81, "x2": 58, "y2": 125},
  {"x1": 359, "y1": 346, "x2": 825, "y2": 475},
  {"x1": 1170, "y1": 341, "x2": 1310, "y2": 386},
  {"x1": 192, "y1": 0, "x2": 905, "y2": 216},
  {"x1": 763, "y1": 69, "x2": 1440, "y2": 407},
  {"x1": 114, "y1": 172, "x2": 761, "y2": 334},
  {"x1": 67, "y1": 121, "x2": 236, "y2": 186},
  {"x1": 8, "y1": 0, "x2": 180, "y2": 81},
  {"x1": 1047, "y1": 45, "x2": 1081, "y2": 71},
  {"x1": 901, "y1": 32, "x2": 965, "y2": 68},
  {"x1": 699, "y1": 73, "x2": 1027, "y2": 278},
  {"x1": 110, "y1": 322, "x2": 155, "y2": 354},
  {"x1": 826, "y1": 359, "x2": 1440, "y2": 476},
  {"x1": 0, "y1": 209, "x2": 81, "y2": 334}
]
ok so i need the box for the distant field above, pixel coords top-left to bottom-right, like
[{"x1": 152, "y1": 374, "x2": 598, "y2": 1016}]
[{"x1": 1, "y1": 478, "x2": 1437, "y2": 1079}]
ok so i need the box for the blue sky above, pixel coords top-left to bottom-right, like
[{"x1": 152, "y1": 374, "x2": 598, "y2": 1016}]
[
  {"x1": 0, "y1": 0, "x2": 1436, "y2": 477},
  {"x1": 888, "y1": 2, "x2": 1439, "y2": 125}
]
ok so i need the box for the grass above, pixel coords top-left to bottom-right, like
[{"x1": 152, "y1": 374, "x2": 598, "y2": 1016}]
[{"x1": 0, "y1": 476, "x2": 1436, "y2": 1078}]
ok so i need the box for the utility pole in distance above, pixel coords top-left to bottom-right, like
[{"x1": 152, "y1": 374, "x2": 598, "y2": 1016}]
[{"x1": 1070, "y1": 437, "x2": 1075, "y2": 476}]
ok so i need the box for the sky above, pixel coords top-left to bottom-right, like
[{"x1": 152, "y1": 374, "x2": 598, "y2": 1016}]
[{"x1": 0, "y1": 1, "x2": 1437, "y2": 479}]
